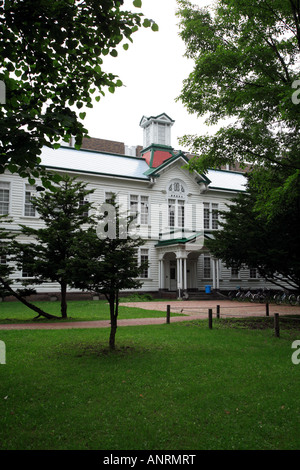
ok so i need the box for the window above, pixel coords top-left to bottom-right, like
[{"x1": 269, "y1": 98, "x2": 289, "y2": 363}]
[
  {"x1": 79, "y1": 196, "x2": 89, "y2": 217},
  {"x1": 140, "y1": 248, "x2": 149, "y2": 279},
  {"x1": 0, "y1": 182, "x2": 9, "y2": 215},
  {"x1": 24, "y1": 185, "x2": 36, "y2": 217},
  {"x1": 203, "y1": 202, "x2": 219, "y2": 230},
  {"x1": 178, "y1": 200, "x2": 185, "y2": 228},
  {"x1": 168, "y1": 199, "x2": 185, "y2": 228},
  {"x1": 140, "y1": 196, "x2": 149, "y2": 225},
  {"x1": 158, "y1": 123, "x2": 166, "y2": 145},
  {"x1": 249, "y1": 267, "x2": 257, "y2": 279},
  {"x1": 105, "y1": 192, "x2": 115, "y2": 205},
  {"x1": 231, "y1": 266, "x2": 239, "y2": 278},
  {"x1": 212, "y1": 204, "x2": 219, "y2": 229},
  {"x1": 168, "y1": 199, "x2": 175, "y2": 227},
  {"x1": 22, "y1": 259, "x2": 33, "y2": 278},
  {"x1": 203, "y1": 257, "x2": 211, "y2": 278},
  {"x1": 130, "y1": 195, "x2": 149, "y2": 225},
  {"x1": 203, "y1": 203, "x2": 210, "y2": 229}
]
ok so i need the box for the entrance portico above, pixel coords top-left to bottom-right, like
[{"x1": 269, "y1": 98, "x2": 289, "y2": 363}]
[{"x1": 156, "y1": 231, "x2": 219, "y2": 298}]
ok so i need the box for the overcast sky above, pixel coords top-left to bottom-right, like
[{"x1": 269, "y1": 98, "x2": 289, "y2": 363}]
[{"x1": 83, "y1": 0, "x2": 214, "y2": 151}]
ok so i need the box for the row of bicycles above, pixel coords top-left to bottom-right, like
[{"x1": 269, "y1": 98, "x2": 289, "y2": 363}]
[{"x1": 228, "y1": 287, "x2": 300, "y2": 305}]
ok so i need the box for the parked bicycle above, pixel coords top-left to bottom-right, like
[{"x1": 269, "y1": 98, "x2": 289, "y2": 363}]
[
  {"x1": 273, "y1": 290, "x2": 299, "y2": 305},
  {"x1": 228, "y1": 287, "x2": 256, "y2": 302},
  {"x1": 285, "y1": 292, "x2": 300, "y2": 306},
  {"x1": 252, "y1": 287, "x2": 272, "y2": 303}
]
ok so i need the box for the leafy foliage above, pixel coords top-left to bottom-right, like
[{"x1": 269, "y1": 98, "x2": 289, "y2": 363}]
[
  {"x1": 0, "y1": 0, "x2": 158, "y2": 184},
  {"x1": 206, "y1": 171, "x2": 300, "y2": 290},
  {"x1": 177, "y1": 0, "x2": 300, "y2": 175}
]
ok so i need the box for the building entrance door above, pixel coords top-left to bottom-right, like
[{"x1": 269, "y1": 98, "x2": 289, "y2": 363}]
[{"x1": 169, "y1": 261, "x2": 177, "y2": 291}]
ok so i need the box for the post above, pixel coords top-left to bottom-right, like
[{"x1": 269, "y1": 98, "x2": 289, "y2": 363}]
[
  {"x1": 274, "y1": 313, "x2": 280, "y2": 338},
  {"x1": 216, "y1": 304, "x2": 220, "y2": 319},
  {"x1": 266, "y1": 302, "x2": 269, "y2": 317},
  {"x1": 208, "y1": 308, "x2": 213, "y2": 329},
  {"x1": 166, "y1": 304, "x2": 171, "y2": 324}
]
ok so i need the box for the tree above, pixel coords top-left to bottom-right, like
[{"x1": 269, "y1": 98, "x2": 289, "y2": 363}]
[
  {"x1": 0, "y1": 0, "x2": 158, "y2": 185},
  {"x1": 176, "y1": 0, "x2": 300, "y2": 217},
  {"x1": 18, "y1": 175, "x2": 95, "y2": 318},
  {"x1": 0, "y1": 215, "x2": 59, "y2": 318},
  {"x1": 206, "y1": 172, "x2": 300, "y2": 291},
  {"x1": 71, "y1": 195, "x2": 148, "y2": 350}
]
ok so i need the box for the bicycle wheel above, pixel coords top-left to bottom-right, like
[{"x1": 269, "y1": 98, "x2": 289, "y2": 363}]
[
  {"x1": 254, "y1": 293, "x2": 264, "y2": 303},
  {"x1": 274, "y1": 294, "x2": 281, "y2": 305},
  {"x1": 289, "y1": 294, "x2": 297, "y2": 306}
]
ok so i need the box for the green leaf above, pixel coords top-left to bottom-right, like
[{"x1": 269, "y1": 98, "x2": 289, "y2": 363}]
[
  {"x1": 79, "y1": 112, "x2": 86, "y2": 119},
  {"x1": 123, "y1": 44, "x2": 129, "y2": 51},
  {"x1": 133, "y1": 0, "x2": 142, "y2": 7},
  {"x1": 151, "y1": 23, "x2": 159, "y2": 32},
  {"x1": 143, "y1": 19, "x2": 151, "y2": 28}
]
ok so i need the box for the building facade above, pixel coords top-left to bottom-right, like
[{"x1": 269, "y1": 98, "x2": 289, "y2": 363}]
[{"x1": 0, "y1": 113, "x2": 270, "y2": 298}]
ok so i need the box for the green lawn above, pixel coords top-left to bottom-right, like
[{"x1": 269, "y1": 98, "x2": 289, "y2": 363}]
[
  {"x1": 0, "y1": 299, "x2": 179, "y2": 324},
  {"x1": 0, "y1": 317, "x2": 299, "y2": 450}
]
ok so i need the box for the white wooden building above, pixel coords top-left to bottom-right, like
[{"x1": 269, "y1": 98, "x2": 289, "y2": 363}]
[{"x1": 0, "y1": 113, "x2": 270, "y2": 298}]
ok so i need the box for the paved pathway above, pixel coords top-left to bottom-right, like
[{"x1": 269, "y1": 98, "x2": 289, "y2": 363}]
[{"x1": 0, "y1": 300, "x2": 299, "y2": 330}]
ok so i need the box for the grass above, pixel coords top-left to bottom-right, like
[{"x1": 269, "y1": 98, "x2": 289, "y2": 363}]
[
  {"x1": 0, "y1": 316, "x2": 300, "y2": 450},
  {"x1": 0, "y1": 299, "x2": 181, "y2": 324}
]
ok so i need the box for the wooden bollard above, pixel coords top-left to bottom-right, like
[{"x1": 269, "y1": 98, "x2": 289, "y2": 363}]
[
  {"x1": 216, "y1": 305, "x2": 220, "y2": 319},
  {"x1": 208, "y1": 308, "x2": 213, "y2": 329},
  {"x1": 274, "y1": 313, "x2": 280, "y2": 337},
  {"x1": 166, "y1": 305, "x2": 171, "y2": 324},
  {"x1": 266, "y1": 302, "x2": 269, "y2": 317}
]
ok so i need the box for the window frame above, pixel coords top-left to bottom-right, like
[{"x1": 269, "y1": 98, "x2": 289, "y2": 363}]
[
  {"x1": 203, "y1": 202, "x2": 219, "y2": 230},
  {"x1": 129, "y1": 194, "x2": 149, "y2": 226},
  {"x1": 203, "y1": 256, "x2": 211, "y2": 279},
  {"x1": 23, "y1": 184, "x2": 36, "y2": 218},
  {"x1": 0, "y1": 181, "x2": 10, "y2": 216}
]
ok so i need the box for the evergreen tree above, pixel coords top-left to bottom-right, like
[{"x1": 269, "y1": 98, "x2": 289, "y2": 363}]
[
  {"x1": 18, "y1": 175, "x2": 95, "y2": 318},
  {"x1": 0, "y1": 215, "x2": 59, "y2": 318},
  {"x1": 206, "y1": 173, "x2": 300, "y2": 290},
  {"x1": 71, "y1": 195, "x2": 148, "y2": 349}
]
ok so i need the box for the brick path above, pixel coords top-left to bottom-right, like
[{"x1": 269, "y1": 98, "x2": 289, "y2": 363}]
[{"x1": 0, "y1": 300, "x2": 299, "y2": 330}]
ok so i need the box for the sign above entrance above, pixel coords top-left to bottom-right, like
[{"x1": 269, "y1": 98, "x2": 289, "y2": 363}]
[{"x1": 167, "y1": 179, "x2": 186, "y2": 199}]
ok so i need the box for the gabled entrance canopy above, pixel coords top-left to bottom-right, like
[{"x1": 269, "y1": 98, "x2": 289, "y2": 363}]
[{"x1": 155, "y1": 231, "x2": 207, "y2": 297}]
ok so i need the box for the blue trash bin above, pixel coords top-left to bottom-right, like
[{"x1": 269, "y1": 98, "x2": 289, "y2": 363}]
[{"x1": 205, "y1": 285, "x2": 211, "y2": 294}]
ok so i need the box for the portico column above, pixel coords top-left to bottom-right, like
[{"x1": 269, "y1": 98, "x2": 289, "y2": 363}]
[
  {"x1": 161, "y1": 258, "x2": 165, "y2": 289},
  {"x1": 176, "y1": 256, "x2": 182, "y2": 298},
  {"x1": 216, "y1": 259, "x2": 220, "y2": 290},
  {"x1": 212, "y1": 258, "x2": 216, "y2": 290},
  {"x1": 158, "y1": 260, "x2": 162, "y2": 289},
  {"x1": 183, "y1": 257, "x2": 187, "y2": 291},
  {"x1": 158, "y1": 255, "x2": 165, "y2": 290}
]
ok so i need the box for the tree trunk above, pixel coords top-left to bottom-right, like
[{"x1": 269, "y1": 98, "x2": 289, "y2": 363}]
[
  {"x1": 0, "y1": 277, "x2": 60, "y2": 320},
  {"x1": 60, "y1": 281, "x2": 67, "y2": 318},
  {"x1": 109, "y1": 293, "x2": 118, "y2": 350}
]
